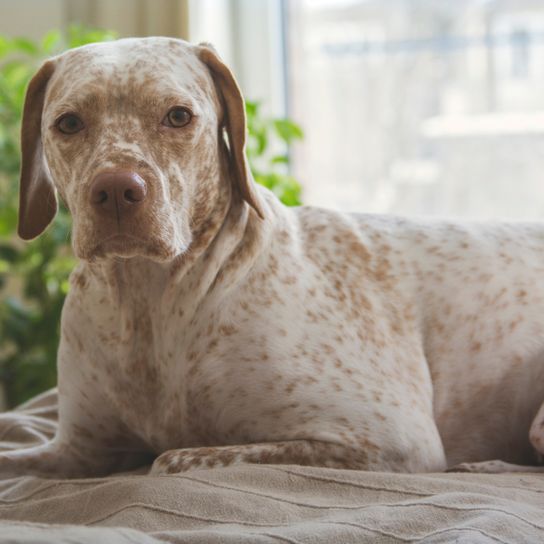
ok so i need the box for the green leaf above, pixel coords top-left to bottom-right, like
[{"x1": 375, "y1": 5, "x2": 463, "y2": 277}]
[
  {"x1": 271, "y1": 154, "x2": 289, "y2": 165},
  {"x1": 11, "y1": 37, "x2": 39, "y2": 55},
  {"x1": 273, "y1": 119, "x2": 304, "y2": 143},
  {"x1": 0, "y1": 244, "x2": 18, "y2": 262},
  {"x1": 41, "y1": 30, "x2": 61, "y2": 54},
  {"x1": 2, "y1": 61, "x2": 32, "y2": 86},
  {"x1": 255, "y1": 127, "x2": 268, "y2": 155},
  {"x1": 0, "y1": 207, "x2": 18, "y2": 235},
  {"x1": 0, "y1": 36, "x2": 12, "y2": 58},
  {"x1": 66, "y1": 25, "x2": 117, "y2": 48},
  {"x1": 245, "y1": 100, "x2": 259, "y2": 118}
]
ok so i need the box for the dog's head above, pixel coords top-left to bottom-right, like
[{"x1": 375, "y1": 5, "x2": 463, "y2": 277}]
[{"x1": 18, "y1": 37, "x2": 263, "y2": 261}]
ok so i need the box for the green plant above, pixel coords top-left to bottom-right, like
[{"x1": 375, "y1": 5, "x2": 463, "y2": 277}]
[
  {"x1": 245, "y1": 100, "x2": 303, "y2": 206},
  {"x1": 0, "y1": 28, "x2": 304, "y2": 408}
]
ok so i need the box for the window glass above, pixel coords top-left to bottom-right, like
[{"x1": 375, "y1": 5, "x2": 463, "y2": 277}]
[{"x1": 286, "y1": 0, "x2": 544, "y2": 218}]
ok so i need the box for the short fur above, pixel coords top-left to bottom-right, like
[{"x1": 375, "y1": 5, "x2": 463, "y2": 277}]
[{"x1": 2, "y1": 37, "x2": 544, "y2": 478}]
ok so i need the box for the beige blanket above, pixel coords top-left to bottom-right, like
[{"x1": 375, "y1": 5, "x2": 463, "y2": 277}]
[{"x1": 0, "y1": 391, "x2": 543, "y2": 543}]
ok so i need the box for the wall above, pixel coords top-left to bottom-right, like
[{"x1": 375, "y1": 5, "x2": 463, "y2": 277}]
[{"x1": 0, "y1": 0, "x2": 189, "y2": 40}]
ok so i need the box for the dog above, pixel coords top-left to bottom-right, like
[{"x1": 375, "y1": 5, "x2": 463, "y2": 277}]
[{"x1": 1, "y1": 36, "x2": 544, "y2": 478}]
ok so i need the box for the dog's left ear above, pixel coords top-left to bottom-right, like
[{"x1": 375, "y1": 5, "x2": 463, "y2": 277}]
[
  {"x1": 18, "y1": 60, "x2": 58, "y2": 240},
  {"x1": 198, "y1": 44, "x2": 264, "y2": 219}
]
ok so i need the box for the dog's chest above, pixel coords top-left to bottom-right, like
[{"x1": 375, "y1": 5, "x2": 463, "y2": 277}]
[{"x1": 95, "y1": 301, "x2": 187, "y2": 452}]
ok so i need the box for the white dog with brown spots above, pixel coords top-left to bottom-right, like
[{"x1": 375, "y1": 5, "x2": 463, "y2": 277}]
[{"x1": 2, "y1": 37, "x2": 544, "y2": 478}]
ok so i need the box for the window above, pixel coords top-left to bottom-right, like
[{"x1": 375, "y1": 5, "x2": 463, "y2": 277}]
[{"x1": 285, "y1": 0, "x2": 544, "y2": 219}]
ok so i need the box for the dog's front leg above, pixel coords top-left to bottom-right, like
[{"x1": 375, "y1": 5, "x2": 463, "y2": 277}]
[
  {"x1": 0, "y1": 423, "x2": 152, "y2": 479},
  {"x1": 0, "y1": 440, "x2": 106, "y2": 478},
  {"x1": 151, "y1": 440, "x2": 382, "y2": 474},
  {"x1": 0, "y1": 407, "x2": 151, "y2": 479},
  {"x1": 0, "y1": 373, "x2": 150, "y2": 479},
  {"x1": 0, "y1": 307, "x2": 152, "y2": 479}
]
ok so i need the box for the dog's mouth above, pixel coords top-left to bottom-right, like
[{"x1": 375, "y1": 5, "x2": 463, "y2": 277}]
[
  {"x1": 83, "y1": 233, "x2": 178, "y2": 262},
  {"x1": 97, "y1": 233, "x2": 144, "y2": 251},
  {"x1": 73, "y1": 208, "x2": 190, "y2": 263}
]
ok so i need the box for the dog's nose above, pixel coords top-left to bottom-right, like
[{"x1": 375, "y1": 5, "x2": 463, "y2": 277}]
[{"x1": 90, "y1": 171, "x2": 147, "y2": 218}]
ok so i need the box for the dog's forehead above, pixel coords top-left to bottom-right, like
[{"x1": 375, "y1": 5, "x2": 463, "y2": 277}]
[{"x1": 47, "y1": 37, "x2": 214, "y2": 106}]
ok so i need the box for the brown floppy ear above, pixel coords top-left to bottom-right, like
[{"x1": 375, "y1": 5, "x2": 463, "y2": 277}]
[
  {"x1": 18, "y1": 60, "x2": 57, "y2": 240},
  {"x1": 198, "y1": 44, "x2": 264, "y2": 219}
]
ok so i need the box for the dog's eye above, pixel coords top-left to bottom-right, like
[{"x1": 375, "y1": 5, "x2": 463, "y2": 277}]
[
  {"x1": 56, "y1": 113, "x2": 84, "y2": 135},
  {"x1": 163, "y1": 107, "x2": 192, "y2": 128}
]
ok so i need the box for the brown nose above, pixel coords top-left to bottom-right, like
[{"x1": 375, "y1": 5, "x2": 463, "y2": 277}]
[{"x1": 90, "y1": 171, "x2": 147, "y2": 218}]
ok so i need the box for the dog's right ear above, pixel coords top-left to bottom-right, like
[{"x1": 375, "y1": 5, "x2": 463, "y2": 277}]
[{"x1": 18, "y1": 60, "x2": 58, "y2": 241}]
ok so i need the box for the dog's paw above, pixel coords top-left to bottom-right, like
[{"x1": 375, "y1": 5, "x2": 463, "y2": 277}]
[
  {"x1": 149, "y1": 450, "x2": 195, "y2": 475},
  {"x1": 150, "y1": 445, "x2": 247, "y2": 475},
  {"x1": 149, "y1": 454, "x2": 176, "y2": 476},
  {"x1": 447, "y1": 460, "x2": 544, "y2": 474},
  {"x1": 446, "y1": 462, "x2": 482, "y2": 473}
]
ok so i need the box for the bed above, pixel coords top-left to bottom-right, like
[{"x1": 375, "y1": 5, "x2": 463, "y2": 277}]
[{"x1": 0, "y1": 390, "x2": 543, "y2": 543}]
